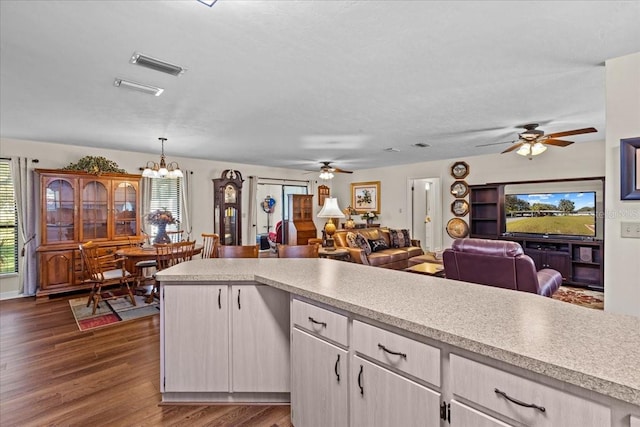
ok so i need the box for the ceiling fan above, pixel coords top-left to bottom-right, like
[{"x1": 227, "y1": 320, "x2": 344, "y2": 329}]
[
  {"x1": 318, "y1": 161, "x2": 353, "y2": 179},
  {"x1": 477, "y1": 123, "x2": 597, "y2": 158}
]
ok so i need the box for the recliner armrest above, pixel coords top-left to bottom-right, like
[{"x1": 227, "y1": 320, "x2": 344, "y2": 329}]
[{"x1": 536, "y1": 268, "x2": 562, "y2": 297}]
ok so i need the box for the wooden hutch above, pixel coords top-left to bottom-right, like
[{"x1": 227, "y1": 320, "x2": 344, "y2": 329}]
[
  {"x1": 285, "y1": 194, "x2": 317, "y2": 245},
  {"x1": 36, "y1": 169, "x2": 141, "y2": 298}
]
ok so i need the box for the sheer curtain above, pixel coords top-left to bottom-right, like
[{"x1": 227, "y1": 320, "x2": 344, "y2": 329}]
[
  {"x1": 140, "y1": 177, "x2": 153, "y2": 238},
  {"x1": 11, "y1": 158, "x2": 37, "y2": 295},
  {"x1": 180, "y1": 171, "x2": 193, "y2": 241},
  {"x1": 247, "y1": 176, "x2": 258, "y2": 246}
]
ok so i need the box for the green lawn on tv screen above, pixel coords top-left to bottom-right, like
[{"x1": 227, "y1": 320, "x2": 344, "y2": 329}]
[{"x1": 506, "y1": 216, "x2": 595, "y2": 236}]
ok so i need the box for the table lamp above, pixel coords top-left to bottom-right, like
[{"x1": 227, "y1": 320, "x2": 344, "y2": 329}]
[{"x1": 317, "y1": 197, "x2": 345, "y2": 250}]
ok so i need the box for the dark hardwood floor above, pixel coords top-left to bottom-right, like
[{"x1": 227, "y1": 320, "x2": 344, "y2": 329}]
[{"x1": 0, "y1": 293, "x2": 292, "y2": 427}]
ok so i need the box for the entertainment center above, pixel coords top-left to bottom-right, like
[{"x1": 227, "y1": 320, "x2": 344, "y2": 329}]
[{"x1": 469, "y1": 177, "x2": 604, "y2": 291}]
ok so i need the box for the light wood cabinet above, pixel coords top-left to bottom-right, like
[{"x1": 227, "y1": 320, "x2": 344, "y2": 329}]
[
  {"x1": 163, "y1": 284, "x2": 229, "y2": 392},
  {"x1": 36, "y1": 169, "x2": 141, "y2": 297},
  {"x1": 231, "y1": 284, "x2": 290, "y2": 393},
  {"x1": 291, "y1": 329, "x2": 348, "y2": 427},
  {"x1": 161, "y1": 282, "x2": 290, "y2": 402},
  {"x1": 351, "y1": 356, "x2": 441, "y2": 427},
  {"x1": 286, "y1": 194, "x2": 317, "y2": 245}
]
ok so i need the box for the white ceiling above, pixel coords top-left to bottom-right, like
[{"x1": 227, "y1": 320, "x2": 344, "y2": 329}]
[{"x1": 1, "y1": 1, "x2": 639, "y2": 172}]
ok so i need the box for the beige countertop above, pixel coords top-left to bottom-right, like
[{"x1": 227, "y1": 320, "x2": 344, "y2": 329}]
[{"x1": 156, "y1": 258, "x2": 640, "y2": 406}]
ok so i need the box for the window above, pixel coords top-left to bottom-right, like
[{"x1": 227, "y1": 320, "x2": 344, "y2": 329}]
[
  {"x1": 148, "y1": 178, "x2": 183, "y2": 240},
  {"x1": 0, "y1": 161, "x2": 18, "y2": 274}
]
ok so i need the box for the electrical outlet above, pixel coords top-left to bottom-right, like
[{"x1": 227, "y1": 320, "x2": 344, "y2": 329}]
[{"x1": 621, "y1": 222, "x2": 640, "y2": 238}]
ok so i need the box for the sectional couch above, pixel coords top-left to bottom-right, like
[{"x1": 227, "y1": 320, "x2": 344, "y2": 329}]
[{"x1": 333, "y1": 227, "x2": 424, "y2": 270}]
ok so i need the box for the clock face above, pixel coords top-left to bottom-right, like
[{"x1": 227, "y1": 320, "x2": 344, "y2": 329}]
[
  {"x1": 450, "y1": 181, "x2": 469, "y2": 198},
  {"x1": 451, "y1": 161, "x2": 469, "y2": 179}
]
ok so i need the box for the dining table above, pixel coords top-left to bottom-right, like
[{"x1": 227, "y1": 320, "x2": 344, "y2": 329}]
[{"x1": 116, "y1": 244, "x2": 203, "y2": 276}]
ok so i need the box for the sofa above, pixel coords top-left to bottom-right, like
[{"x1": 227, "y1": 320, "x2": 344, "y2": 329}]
[
  {"x1": 333, "y1": 227, "x2": 423, "y2": 270},
  {"x1": 443, "y1": 238, "x2": 562, "y2": 297}
]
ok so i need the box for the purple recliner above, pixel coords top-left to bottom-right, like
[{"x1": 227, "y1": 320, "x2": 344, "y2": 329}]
[{"x1": 443, "y1": 238, "x2": 562, "y2": 297}]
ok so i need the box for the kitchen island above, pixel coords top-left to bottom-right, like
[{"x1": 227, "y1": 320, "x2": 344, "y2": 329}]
[{"x1": 157, "y1": 258, "x2": 639, "y2": 426}]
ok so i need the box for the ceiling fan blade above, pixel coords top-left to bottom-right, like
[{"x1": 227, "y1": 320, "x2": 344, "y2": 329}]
[
  {"x1": 333, "y1": 167, "x2": 353, "y2": 174},
  {"x1": 476, "y1": 140, "x2": 515, "y2": 148},
  {"x1": 544, "y1": 139, "x2": 574, "y2": 147},
  {"x1": 545, "y1": 127, "x2": 597, "y2": 139},
  {"x1": 501, "y1": 142, "x2": 524, "y2": 154}
]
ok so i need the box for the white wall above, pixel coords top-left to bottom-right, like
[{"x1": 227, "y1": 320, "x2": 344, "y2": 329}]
[{"x1": 604, "y1": 52, "x2": 640, "y2": 317}]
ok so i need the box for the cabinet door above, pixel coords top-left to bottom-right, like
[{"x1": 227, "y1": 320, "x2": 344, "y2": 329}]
[
  {"x1": 231, "y1": 285, "x2": 290, "y2": 392},
  {"x1": 163, "y1": 285, "x2": 229, "y2": 392},
  {"x1": 450, "y1": 400, "x2": 512, "y2": 427},
  {"x1": 291, "y1": 329, "x2": 348, "y2": 427},
  {"x1": 42, "y1": 177, "x2": 77, "y2": 244},
  {"x1": 80, "y1": 178, "x2": 109, "y2": 241},
  {"x1": 112, "y1": 180, "x2": 139, "y2": 239},
  {"x1": 351, "y1": 356, "x2": 441, "y2": 427},
  {"x1": 545, "y1": 251, "x2": 570, "y2": 279},
  {"x1": 39, "y1": 250, "x2": 74, "y2": 290}
]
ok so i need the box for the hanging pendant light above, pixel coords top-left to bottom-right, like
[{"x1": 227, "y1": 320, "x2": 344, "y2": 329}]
[{"x1": 142, "y1": 137, "x2": 183, "y2": 178}]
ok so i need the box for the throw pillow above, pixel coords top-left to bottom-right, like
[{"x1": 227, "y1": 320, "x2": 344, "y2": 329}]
[
  {"x1": 355, "y1": 233, "x2": 372, "y2": 255},
  {"x1": 368, "y1": 237, "x2": 389, "y2": 253},
  {"x1": 346, "y1": 231, "x2": 359, "y2": 248},
  {"x1": 389, "y1": 229, "x2": 412, "y2": 248}
]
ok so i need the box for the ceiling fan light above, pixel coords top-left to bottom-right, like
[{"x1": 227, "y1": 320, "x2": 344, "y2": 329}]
[
  {"x1": 531, "y1": 142, "x2": 548, "y2": 156},
  {"x1": 516, "y1": 143, "x2": 532, "y2": 157},
  {"x1": 319, "y1": 170, "x2": 334, "y2": 180}
]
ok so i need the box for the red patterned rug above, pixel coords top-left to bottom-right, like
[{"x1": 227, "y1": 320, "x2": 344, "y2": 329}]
[
  {"x1": 551, "y1": 286, "x2": 604, "y2": 310},
  {"x1": 69, "y1": 294, "x2": 159, "y2": 331}
]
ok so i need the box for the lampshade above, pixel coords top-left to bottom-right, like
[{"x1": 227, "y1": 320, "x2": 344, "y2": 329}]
[
  {"x1": 142, "y1": 137, "x2": 183, "y2": 178},
  {"x1": 516, "y1": 142, "x2": 547, "y2": 158},
  {"x1": 317, "y1": 198, "x2": 346, "y2": 219}
]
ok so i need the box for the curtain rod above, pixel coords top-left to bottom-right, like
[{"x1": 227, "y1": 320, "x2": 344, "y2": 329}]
[
  {"x1": 0, "y1": 157, "x2": 40, "y2": 162},
  {"x1": 254, "y1": 176, "x2": 310, "y2": 183}
]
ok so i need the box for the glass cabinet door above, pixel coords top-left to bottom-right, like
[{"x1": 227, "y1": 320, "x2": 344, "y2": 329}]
[
  {"x1": 81, "y1": 179, "x2": 108, "y2": 241},
  {"x1": 45, "y1": 178, "x2": 76, "y2": 244},
  {"x1": 113, "y1": 181, "x2": 138, "y2": 238}
]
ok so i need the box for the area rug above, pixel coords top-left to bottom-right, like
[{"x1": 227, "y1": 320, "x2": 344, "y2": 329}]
[
  {"x1": 69, "y1": 294, "x2": 159, "y2": 331},
  {"x1": 551, "y1": 286, "x2": 604, "y2": 310}
]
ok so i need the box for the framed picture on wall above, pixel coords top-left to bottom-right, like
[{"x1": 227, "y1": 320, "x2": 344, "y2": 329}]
[
  {"x1": 351, "y1": 181, "x2": 381, "y2": 213},
  {"x1": 621, "y1": 137, "x2": 640, "y2": 200}
]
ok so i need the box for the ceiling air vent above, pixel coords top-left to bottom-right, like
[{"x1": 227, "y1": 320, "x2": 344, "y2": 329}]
[
  {"x1": 114, "y1": 78, "x2": 164, "y2": 96},
  {"x1": 130, "y1": 52, "x2": 186, "y2": 76},
  {"x1": 383, "y1": 147, "x2": 400, "y2": 152}
]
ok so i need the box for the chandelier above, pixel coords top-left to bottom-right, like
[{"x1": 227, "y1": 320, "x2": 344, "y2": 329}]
[{"x1": 142, "y1": 137, "x2": 183, "y2": 178}]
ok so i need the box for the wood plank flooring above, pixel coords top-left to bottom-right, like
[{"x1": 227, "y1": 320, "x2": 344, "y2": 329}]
[{"x1": 0, "y1": 294, "x2": 292, "y2": 427}]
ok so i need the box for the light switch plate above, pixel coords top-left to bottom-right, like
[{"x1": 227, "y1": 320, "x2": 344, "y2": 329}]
[{"x1": 621, "y1": 222, "x2": 640, "y2": 238}]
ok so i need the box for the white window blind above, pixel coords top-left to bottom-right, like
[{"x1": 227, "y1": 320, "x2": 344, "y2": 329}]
[
  {"x1": 0, "y1": 161, "x2": 18, "y2": 274},
  {"x1": 148, "y1": 178, "x2": 183, "y2": 239}
]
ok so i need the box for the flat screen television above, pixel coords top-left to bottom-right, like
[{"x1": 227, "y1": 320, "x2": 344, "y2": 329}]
[{"x1": 505, "y1": 191, "x2": 596, "y2": 238}]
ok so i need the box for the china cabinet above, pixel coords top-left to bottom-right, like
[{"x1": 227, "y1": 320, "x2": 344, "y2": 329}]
[
  {"x1": 285, "y1": 194, "x2": 317, "y2": 245},
  {"x1": 36, "y1": 169, "x2": 140, "y2": 297}
]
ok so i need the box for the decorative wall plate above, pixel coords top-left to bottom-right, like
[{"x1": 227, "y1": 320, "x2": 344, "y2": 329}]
[
  {"x1": 446, "y1": 218, "x2": 469, "y2": 238},
  {"x1": 450, "y1": 180, "x2": 469, "y2": 198},
  {"x1": 451, "y1": 199, "x2": 469, "y2": 216},
  {"x1": 451, "y1": 161, "x2": 469, "y2": 179}
]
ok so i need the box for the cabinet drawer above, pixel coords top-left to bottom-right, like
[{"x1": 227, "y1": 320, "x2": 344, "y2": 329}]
[
  {"x1": 450, "y1": 354, "x2": 610, "y2": 427},
  {"x1": 292, "y1": 299, "x2": 348, "y2": 346},
  {"x1": 352, "y1": 320, "x2": 440, "y2": 386}
]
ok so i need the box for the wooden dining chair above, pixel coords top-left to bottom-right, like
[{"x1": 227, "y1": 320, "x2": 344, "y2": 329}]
[
  {"x1": 146, "y1": 241, "x2": 196, "y2": 303},
  {"x1": 167, "y1": 230, "x2": 184, "y2": 243},
  {"x1": 201, "y1": 233, "x2": 220, "y2": 258},
  {"x1": 217, "y1": 244, "x2": 259, "y2": 258},
  {"x1": 79, "y1": 241, "x2": 136, "y2": 314},
  {"x1": 127, "y1": 236, "x2": 157, "y2": 290},
  {"x1": 277, "y1": 244, "x2": 320, "y2": 258}
]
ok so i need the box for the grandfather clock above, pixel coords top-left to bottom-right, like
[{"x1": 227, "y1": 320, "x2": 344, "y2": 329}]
[{"x1": 213, "y1": 169, "x2": 244, "y2": 246}]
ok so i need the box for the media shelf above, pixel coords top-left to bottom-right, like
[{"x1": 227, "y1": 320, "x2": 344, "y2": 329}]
[{"x1": 469, "y1": 182, "x2": 604, "y2": 291}]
